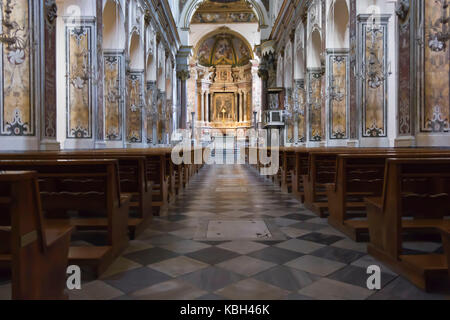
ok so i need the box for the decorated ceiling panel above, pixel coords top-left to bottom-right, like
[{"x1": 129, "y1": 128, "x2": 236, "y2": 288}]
[
  {"x1": 196, "y1": 33, "x2": 253, "y2": 67},
  {"x1": 191, "y1": 0, "x2": 258, "y2": 24}
]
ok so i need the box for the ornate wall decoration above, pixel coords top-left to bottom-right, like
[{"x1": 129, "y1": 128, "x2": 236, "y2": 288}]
[
  {"x1": 157, "y1": 90, "x2": 166, "y2": 144},
  {"x1": 421, "y1": 1, "x2": 449, "y2": 132},
  {"x1": 294, "y1": 79, "x2": 306, "y2": 142},
  {"x1": 192, "y1": 12, "x2": 257, "y2": 24},
  {"x1": 397, "y1": 1, "x2": 412, "y2": 136},
  {"x1": 196, "y1": 32, "x2": 252, "y2": 67},
  {"x1": 104, "y1": 53, "x2": 124, "y2": 141},
  {"x1": 328, "y1": 54, "x2": 349, "y2": 139},
  {"x1": 191, "y1": 0, "x2": 257, "y2": 24},
  {"x1": 146, "y1": 81, "x2": 157, "y2": 143},
  {"x1": 359, "y1": 16, "x2": 388, "y2": 138},
  {"x1": 308, "y1": 71, "x2": 323, "y2": 141},
  {"x1": 66, "y1": 24, "x2": 94, "y2": 139},
  {"x1": 0, "y1": 0, "x2": 34, "y2": 136},
  {"x1": 127, "y1": 72, "x2": 143, "y2": 143}
]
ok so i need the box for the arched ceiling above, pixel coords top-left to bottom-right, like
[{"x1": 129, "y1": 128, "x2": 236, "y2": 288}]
[{"x1": 194, "y1": 29, "x2": 253, "y2": 67}]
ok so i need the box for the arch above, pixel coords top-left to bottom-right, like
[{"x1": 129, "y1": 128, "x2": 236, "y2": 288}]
[
  {"x1": 179, "y1": 0, "x2": 269, "y2": 30},
  {"x1": 103, "y1": 0, "x2": 126, "y2": 50},
  {"x1": 129, "y1": 31, "x2": 143, "y2": 70},
  {"x1": 327, "y1": 0, "x2": 349, "y2": 49},
  {"x1": 307, "y1": 29, "x2": 322, "y2": 69},
  {"x1": 193, "y1": 27, "x2": 254, "y2": 65}
]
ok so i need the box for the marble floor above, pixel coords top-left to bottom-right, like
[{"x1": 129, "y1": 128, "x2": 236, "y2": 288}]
[{"x1": 0, "y1": 164, "x2": 449, "y2": 300}]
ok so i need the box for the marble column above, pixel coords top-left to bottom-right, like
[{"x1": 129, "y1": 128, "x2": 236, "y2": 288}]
[
  {"x1": 234, "y1": 92, "x2": 240, "y2": 122},
  {"x1": 244, "y1": 92, "x2": 248, "y2": 122},
  {"x1": 201, "y1": 91, "x2": 205, "y2": 122},
  {"x1": 176, "y1": 46, "x2": 192, "y2": 130},
  {"x1": 205, "y1": 92, "x2": 209, "y2": 122},
  {"x1": 176, "y1": 70, "x2": 189, "y2": 129},
  {"x1": 40, "y1": 0, "x2": 59, "y2": 150},
  {"x1": 95, "y1": 0, "x2": 105, "y2": 148}
]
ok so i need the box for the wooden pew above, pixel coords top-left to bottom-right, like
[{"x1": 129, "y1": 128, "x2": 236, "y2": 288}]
[
  {"x1": 0, "y1": 153, "x2": 153, "y2": 239},
  {"x1": 0, "y1": 171, "x2": 73, "y2": 299},
  {"x1": 302, "y1": 151, "x2": 339, "y2": 217},
  {"x1": 302, "y1": 148, "x2": 450, "y2": 217},
  {"x1": 0, "y1": 159, "x2": 130, "y2": 276},
  {"x1": 366, "y1": 158, "x2": 450, "y2": 291},
  {"x1": 438, "y1": 226, "x2": 450, "y2": 278},
  {"x1": 280, "y1": 147, "x2": 296, "y2": 193},
  {"x1": 291, "y1": 149, "x2": 310, "y2": 202},
  {"x1": 326, "y1": 152, "x2": 450, "y2": 241}
]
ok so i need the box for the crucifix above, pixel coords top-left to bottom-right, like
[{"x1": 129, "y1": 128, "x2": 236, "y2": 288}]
[{"x1": 221, "y1": 108, "x2": 227, "y2": 121}]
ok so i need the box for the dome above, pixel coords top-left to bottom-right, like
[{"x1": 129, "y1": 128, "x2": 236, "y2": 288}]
[{"x1": 195, "y1": 32, "x2": 253, "y2": 67}]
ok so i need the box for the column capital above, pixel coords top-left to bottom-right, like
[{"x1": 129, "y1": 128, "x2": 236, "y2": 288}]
[{"x1": 177, "y1": 69, "x2": 190, "y2": 81}]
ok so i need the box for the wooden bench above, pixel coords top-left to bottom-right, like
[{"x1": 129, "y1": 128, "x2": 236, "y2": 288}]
[
  {"x1": 0, "y1": 171, "x2": 73, "y2": 299},
  {"x1": 438, "y1": 226, "x2": 450, "y2": 278},
  {"x1": 280, "y1": 148, "x2": 296, "y2": 193},
  {"x1": 0, "y1": 159, "x2": 130, "y2": 276},
  {"x1": 327, "y1": 152, "x2": 450, "y2": 241},
  {"x1": 366, "y1": 158, "x2": 450, "y2": 291},
  {"x1": 0, "y1": 152, "x2": 153, "y2": 239},
  {"x1": 302, "y1": 148, "x2": 450, "y2": 217},
  {"x1": 302, "y1": 151, "x2": 339, "y2": 217},
  {"x1": 291, "y1": 150, "x2": 310, "y2": 202}
]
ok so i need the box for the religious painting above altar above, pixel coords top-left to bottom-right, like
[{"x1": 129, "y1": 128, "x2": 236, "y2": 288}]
[{"x1": 213, "y1": 93, "x2": 235, "y2": 122}]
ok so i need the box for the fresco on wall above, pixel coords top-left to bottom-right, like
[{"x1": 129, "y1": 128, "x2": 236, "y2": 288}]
[
  {"x1": 146, "y1": 81, "x2": 157, "y2": 144},
  {"x1": 127, "y1": 73, "x2": 143, "y2": 143},
  {"x1": 294, "y1": 80, "x2": 306, "y2": 142},
  {"x1": 192, "y1": 12, "x2": 257, "y2": 24},
  {"x1": 104, "y1": 54, "x2": 123, "y2": 141},
  {"x1": 1, "y1": 0, "x2": 33, "y2": 136},
  {"x1": 192, "y1": 0, "x2": 258, "y2": 24},
  {"x1": 308, "y1": 72, "x2": 323, "y2": 141},
  {"x1": 329, "y1": 55, "x2": 348, "y2": 139},
  {"x1": 66, "y1": 25, "x2": 93, "y2": 139},
  {"x1": 422, "y1": 1, "x2": 449, "y2": 132},
  {"x1": 196, "y1": 33, "x2": 252, "y2": 67},
  {"x1": 361, "y1": 21, "x2": 387, "y2": 138},
  {"x1": 157, "y1": 91, "x2": 165, "y2": 144}
]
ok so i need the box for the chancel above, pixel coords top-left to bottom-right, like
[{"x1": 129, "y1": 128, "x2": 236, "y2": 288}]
[{"x1": 0, "y1": 0, "x2": 449, "y2": 303}]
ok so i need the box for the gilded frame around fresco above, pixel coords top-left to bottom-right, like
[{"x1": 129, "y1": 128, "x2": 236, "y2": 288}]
[
  {"x1": 357, "y1": 14, "x2": 390, "y2": 138},
  {"x1": 64, "y1": 17, "x2": 96, "y2": 140},
  {"x1": 327, "y1": 49, "x2": 350, "y2": 140}
]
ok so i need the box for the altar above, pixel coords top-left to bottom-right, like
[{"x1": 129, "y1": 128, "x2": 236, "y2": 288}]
[{"x1": 190, "y1": 28, "x2": 256, "y2": 134}]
